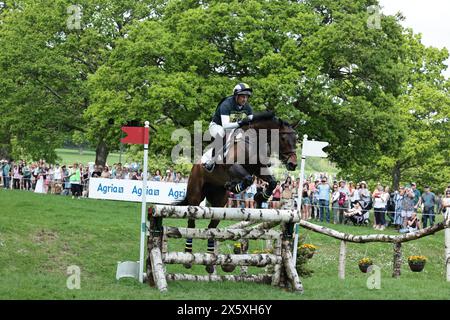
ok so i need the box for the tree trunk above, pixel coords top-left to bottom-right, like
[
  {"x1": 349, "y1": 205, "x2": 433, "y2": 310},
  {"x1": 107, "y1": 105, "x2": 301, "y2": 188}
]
[
  {"x1": 392, "y1": 163, "x2": 401, "y2": 190},
  {"x1": 95, "y1": 140, "x2": 109, "y2": 166}
]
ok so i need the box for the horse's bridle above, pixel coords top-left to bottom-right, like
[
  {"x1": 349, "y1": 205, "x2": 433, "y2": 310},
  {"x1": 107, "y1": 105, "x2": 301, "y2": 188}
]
[{"x1": 279, "y1": 130, "x2": 297, "y2": 164}]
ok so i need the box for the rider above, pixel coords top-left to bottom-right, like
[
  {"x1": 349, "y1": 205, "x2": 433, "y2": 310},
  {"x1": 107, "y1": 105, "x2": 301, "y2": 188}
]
[{"x1": 201, "y1": 83, "x2": 254, "y2": 172}]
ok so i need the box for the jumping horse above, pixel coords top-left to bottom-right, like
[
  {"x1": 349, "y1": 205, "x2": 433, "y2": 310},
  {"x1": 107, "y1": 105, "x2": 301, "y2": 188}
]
[{"x1": 176, "y1": 111, "x2": 299, "y2": 272}]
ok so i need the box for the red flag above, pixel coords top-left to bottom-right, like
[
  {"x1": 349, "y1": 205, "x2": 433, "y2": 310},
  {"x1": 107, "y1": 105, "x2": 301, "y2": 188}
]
[{"x1": 121, "y1": 127, "x2": 149, "y2": 144}]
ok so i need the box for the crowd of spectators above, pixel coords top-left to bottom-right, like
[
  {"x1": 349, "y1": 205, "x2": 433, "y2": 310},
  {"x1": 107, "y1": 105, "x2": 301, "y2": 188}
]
[
  {"x1": 0, "y1": 159, "x2": 188, "y2": 199},
  {"x1": 228, "y1": 173, "x2": 450, "y2": 233},
  {"x1": 2, "y1": 159, "x2": 449, "y2": 232}
]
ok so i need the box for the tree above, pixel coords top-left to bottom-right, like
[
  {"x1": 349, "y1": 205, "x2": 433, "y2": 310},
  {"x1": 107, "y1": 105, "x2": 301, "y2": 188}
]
[
  {"x1": 0, "y1": 0, "x2": 166, "y2": 164},
  {"x1": 87, "y1": 0, "x2": 412, "y2": 170}
]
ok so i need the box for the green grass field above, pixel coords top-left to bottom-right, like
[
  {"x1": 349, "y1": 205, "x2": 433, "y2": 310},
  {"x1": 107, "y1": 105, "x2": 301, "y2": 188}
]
[
  {"x1": 1, "y1": 189, "x2": 449, "y2": 300},
  {"x1": 55, "y1": 148, "x2": 122, "y2": 166}
]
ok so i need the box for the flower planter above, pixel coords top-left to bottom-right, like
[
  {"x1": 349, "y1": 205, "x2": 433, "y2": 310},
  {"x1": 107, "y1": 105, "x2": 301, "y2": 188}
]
[
  {"x1": 358, "y1": 263, "x2": 372, "y2": 273},
  {"x1": 221, "y1": 264, "x2": 236, "y2": 273},
  {"x1": 408, "y1": 261, "x2": 425, "y2": 272}
]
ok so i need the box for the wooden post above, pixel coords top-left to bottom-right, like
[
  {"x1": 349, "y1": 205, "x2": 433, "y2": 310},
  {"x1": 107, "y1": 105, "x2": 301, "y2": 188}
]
[
  {"x1": 150, "y1": 247, "x2": 168, "y2": 292},
  {"x1": 338, "y1": 240, "x2": 346, "y2": 280},
  {"x1": 147, "y1": 215, "x2": 163, "y2": 287},
  {"x1": 445, "y1": 228, "x2": 450, "y2": 282},
  {"x1": 271, "y1": 237, "x2": 282, "y2": 286},
  {"x1": 392, "y1": 242, "x2": 402, "y2": 278},
  {"x1": 281, "y1": 240, "x2": 304, "y2": 293}
]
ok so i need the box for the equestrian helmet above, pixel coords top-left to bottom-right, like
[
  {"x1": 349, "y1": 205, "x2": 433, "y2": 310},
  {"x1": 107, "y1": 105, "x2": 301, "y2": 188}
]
[{"x1": 233, "y1": 83, "x2": 253, "y2": 96}]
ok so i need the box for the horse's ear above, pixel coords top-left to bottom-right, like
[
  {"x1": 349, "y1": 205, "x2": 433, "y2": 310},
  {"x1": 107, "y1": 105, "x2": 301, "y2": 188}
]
[{"x1": 291, "y1": 120, "x2": 301, "y2": 129}]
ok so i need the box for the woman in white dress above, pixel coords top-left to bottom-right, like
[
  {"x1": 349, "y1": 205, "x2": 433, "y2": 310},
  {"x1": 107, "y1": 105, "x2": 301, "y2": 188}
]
[{"x1": 34, "y1": 173, "x2": 45, "y2": 194}]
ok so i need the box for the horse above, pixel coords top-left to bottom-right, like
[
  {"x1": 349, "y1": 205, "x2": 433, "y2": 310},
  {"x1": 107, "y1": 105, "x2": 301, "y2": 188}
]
[{"x1": 176, "y1": 111, "x2": 299, "y2": 272}]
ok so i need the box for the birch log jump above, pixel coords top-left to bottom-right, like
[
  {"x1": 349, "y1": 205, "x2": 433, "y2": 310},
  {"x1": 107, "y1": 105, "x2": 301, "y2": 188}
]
[
  {"x1": 150, "y1": 205, "x2": 300, "y2": 223},
  {"x1": 163, "y1": 252, "x2": 282, "y2": 267},
  {"x1": 147, "y1": 205, "x2": 302, "y2": 294},
  {"x1": 163, "y1": 226, "x2": 281, "y2": 240}
]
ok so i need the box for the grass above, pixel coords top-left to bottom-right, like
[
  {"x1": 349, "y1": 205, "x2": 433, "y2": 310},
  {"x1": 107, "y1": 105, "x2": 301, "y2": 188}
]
[
  {"x1": 55, "y1": 148, "x2": 122, "y2": 166},
  {"x1": 1, "y1": 189, "x2": 449, "y2": 300}
]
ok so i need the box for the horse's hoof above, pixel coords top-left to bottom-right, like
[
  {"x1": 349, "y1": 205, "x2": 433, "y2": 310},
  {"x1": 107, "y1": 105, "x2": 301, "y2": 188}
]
[
  {"x1": 205, "y1": 264, "x2": 215, "y2": 274},
  {"x1": 221, "y1": 264, "x2": 236, "y2": 273},
  {"x1": 183, "y1": 263, "x2": 192, "y2": 269}
]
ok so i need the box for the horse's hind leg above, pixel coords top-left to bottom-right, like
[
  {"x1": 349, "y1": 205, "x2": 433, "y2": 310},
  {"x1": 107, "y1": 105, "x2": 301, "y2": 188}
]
[{"x1": 183, "y1": 166, "x2": 207, "y2": 268}]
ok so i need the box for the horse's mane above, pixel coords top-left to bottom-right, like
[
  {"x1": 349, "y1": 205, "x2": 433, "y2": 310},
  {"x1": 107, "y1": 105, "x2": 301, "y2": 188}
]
[{"x1": 250, "y1": 111, "x2": 291, "y2": 127}]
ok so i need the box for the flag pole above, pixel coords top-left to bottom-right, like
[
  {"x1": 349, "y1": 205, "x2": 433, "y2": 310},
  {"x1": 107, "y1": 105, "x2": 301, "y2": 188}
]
[
  {"x1": 292, "y1": 134, "x2": 308, "y2": 267},
  {"x1": 139, "y1": 121, "x2": 149, "y2": 283}
]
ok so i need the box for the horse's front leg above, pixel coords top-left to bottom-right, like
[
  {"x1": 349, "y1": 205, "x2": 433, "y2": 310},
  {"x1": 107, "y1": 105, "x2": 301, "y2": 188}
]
[
  {"x1": 224, "y1": 164, "x2": 254, "y2": 195},
  {"x1": 254, "y1": 174, "x2": 277, "y2": 209}
]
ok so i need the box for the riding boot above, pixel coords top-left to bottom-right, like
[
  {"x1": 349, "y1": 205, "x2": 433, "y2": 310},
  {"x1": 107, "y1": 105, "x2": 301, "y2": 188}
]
[
  {"x1": 183, "y1": 238, "x2": 193, "y2": 269},
  {"x1": 201, "y1": 147, "x2": 216, "y2": 172}
]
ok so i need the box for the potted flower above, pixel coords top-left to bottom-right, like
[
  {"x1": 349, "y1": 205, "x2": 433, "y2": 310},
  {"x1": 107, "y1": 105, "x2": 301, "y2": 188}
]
[
  {"x1": 358, "y1": 257, "x2": 373, "y2": 273},
  {"x1": 408, "y1": 255, "x2": 427, "y2": 272},
  {"x1": 221, "y1": 243, "x2": 241, "y2": 273},
  {"x1": 299, "y1": 244, "x2": 318, "y2": 259}
]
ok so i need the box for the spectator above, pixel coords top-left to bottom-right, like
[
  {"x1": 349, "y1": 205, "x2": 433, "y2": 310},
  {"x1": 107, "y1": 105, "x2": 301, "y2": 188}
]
[
  {"x1": 399, "y1": 212, "x2": 420, "y2": 234},
  {"x1": 152, "y1": 169, "x2": 162, "y2": 181},
  {"x1": 411, "y1": 182, "x2": 421, "y2": 212},
  {"x1": 1, "y1": 160, "x2": 11, "y2": 189},
  {"x1": 344, "y1": 201, "x2": 362, "y2": 218},
  {"x1": 317, "y1": 177, "x2": 331, "y2": 223},
  {"x1": 34, "y1": 170, "x2": 45, "y2": 194},
  {"x1": 419, "y1": 186, "x2": 437, "y2": 228},
  {"x1": 359, "y1": 181, "x2": 372, "y2": 221},
  {"x1": 281, "y1": 177, "x2": 294, "y2": 209},
  {"x1": 301, "y1": 182, "x2": 311, "y2": 220},
  {"x1": 174, "y1": 172, "x2": 184, "y2": 183},
  {"x1": 22, "y1": 162, "x2": 32, "y2": 190},
  {"x1": 12, "y1": 164, "x2": 21, "y2": 189},
  {"x1": 351, "y1": 182, "x2": 361, "y2": 208},
  {"x1": 101, "y1": 166, "x2": 111, "y2": 179},
  {"x1": 244, "y1": 177, "x2": 257, "y2": 209},
  {"x1": 91, "y1": 165, "x2": 102, "y2": 178},
  {"x1": 393, "y1": 186, "x2": 405, "y2": 229},
  {"x1": 373, "y1": 185, "x2": 388, "y2": 230},
  {"x1": 337, "y1": 180, "x2": 350, "y2": 224},
  {"x1": 54, "y1": 163, "x2": 62, "y2": 182},
  {"x1": 69, "y1": 163, "x2": 82, "y2": 199},
  {"x1": 401, "y1": 186, "x2": 415, "y2": 228},
  {"x1": 257, "y1": 179, "x2": 269, "y2": 209},
  {"x1": 163, "y1": 169, "x2": 173, "y2": 182},
  {"x1": 61, "y1": 165, "x2": 71, "y2": 196},
  {"x1": 331, "y1": 183, "x2": 340, "y2": 224},
  {"x1": 311, "y1": 179, "x2": 320, "y2": 220},
  {"x1": 271, "y1": 181, "x2": 282, "y2": 209}
]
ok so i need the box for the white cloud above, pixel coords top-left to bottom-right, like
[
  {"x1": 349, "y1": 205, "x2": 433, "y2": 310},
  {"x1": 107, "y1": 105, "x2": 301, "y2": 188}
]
[{"x1": 378, "y1": 0, "x2": 450, "y2": 78}]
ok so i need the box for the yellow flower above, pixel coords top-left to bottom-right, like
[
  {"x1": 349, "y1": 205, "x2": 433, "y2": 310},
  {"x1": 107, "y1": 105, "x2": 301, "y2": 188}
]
[
  {"x1": 300, "y1": 244, "x2": 318, "y2": 250},
  {"x1": 358, "y1": 257, "x2": 373, "y2": 265},
  {"x1": 408, "y1": 255, "x2": 427, "y2": 263}
]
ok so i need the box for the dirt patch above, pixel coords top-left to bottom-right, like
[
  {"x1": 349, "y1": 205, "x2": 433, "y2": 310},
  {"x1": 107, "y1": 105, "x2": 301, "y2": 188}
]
[{"x1": 33, "y1": 229, "x2": 59, "y2": 244}]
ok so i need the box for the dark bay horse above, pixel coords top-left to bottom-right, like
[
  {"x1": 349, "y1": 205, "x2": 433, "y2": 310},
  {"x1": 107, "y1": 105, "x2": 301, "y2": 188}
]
[{"x1": 177, "y1": 112, "x2": 298, "y2": 272}]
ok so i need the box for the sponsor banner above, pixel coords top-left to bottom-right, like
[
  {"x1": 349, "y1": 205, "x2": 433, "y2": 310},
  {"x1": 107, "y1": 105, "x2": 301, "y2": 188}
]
[{"x1": 88, "y1": 178, "x2": 186, "y2": 204}]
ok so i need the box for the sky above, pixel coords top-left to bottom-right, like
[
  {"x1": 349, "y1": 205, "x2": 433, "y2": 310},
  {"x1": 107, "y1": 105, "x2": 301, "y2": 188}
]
[{"x1": 378, "y1": 0, "x2": 450, "y2": 78}]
